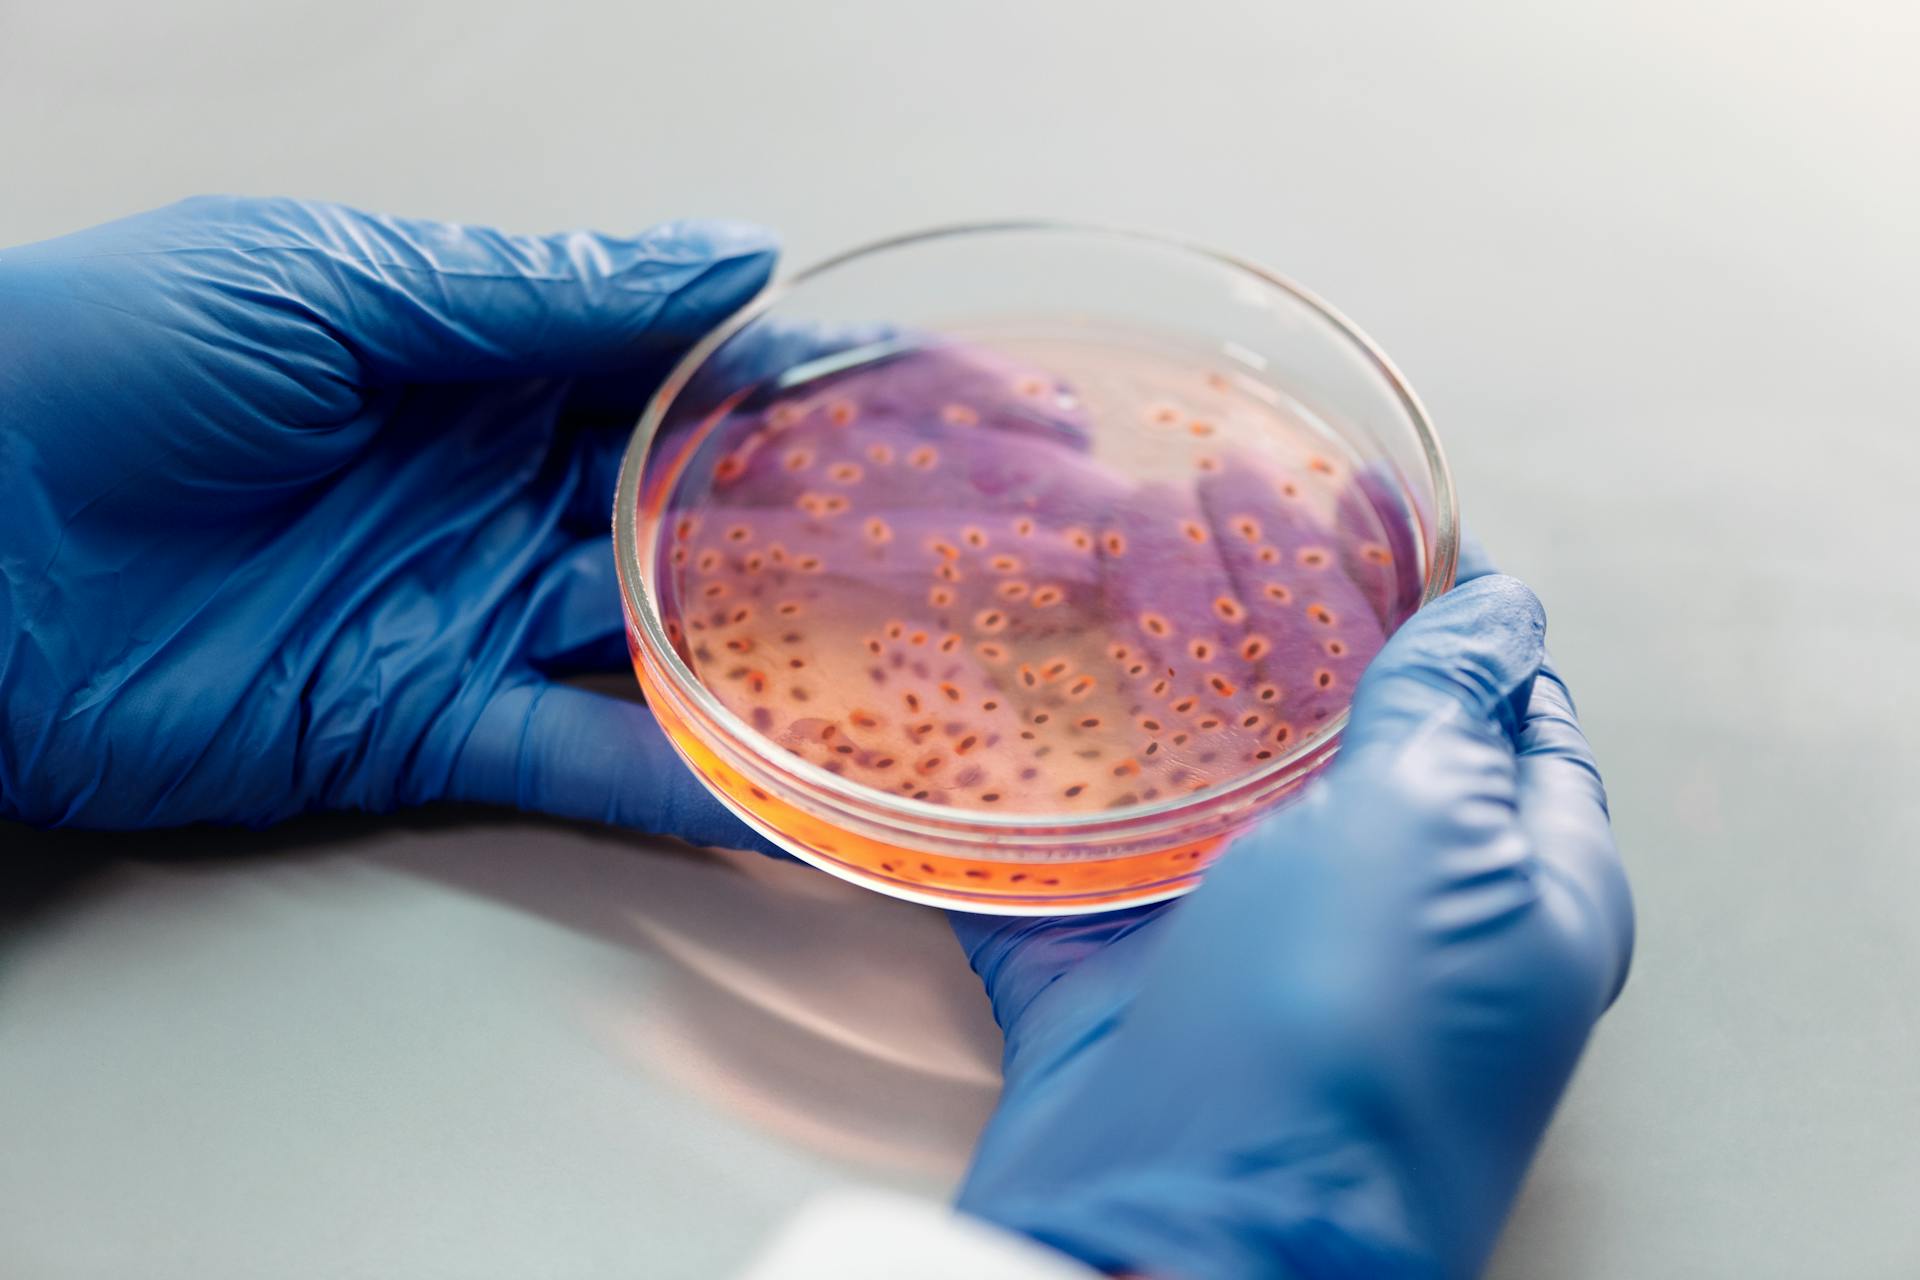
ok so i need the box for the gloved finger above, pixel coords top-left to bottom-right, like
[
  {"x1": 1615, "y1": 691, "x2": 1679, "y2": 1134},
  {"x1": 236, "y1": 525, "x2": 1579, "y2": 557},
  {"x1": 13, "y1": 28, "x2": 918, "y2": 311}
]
[
  {"x1": 254, "y1": 199, "x2": 777, "y2": 384},
  {"x1": 516, "y1": 539, "x2": 630, "y2": 673},
  {"x1": 679, "y1": 344, "x2": 1103, "y2": 518},
  {"x1": 1516, "y1": 660, "x2": 1635, "y2": 1008},
  {"x1": 576, "y1": 328, "x2": 1112, "y2": 537},
  {"x1": 564, "y1": 369, "x2": 1108, "y2": 539},
  {"x1": 1337, "y1": 573, "x2": 1547, "y2": 767},
  {"x1": 948, "y1": 905, "x2": 1169, "y2": 1034},
  {"x1": 554, "y1": 319, "x2": 893, "y2": 438},
  {"x1": 562, "y1": 425, "x2": 633, "y2": 534},
  {"x1": 555, "y1": 350, "x2": 688, "y2": 427},
  {"x1": 559, "y1": 322, "x2": 910, "y2": 533},
  {"x1": 447, "y1": 680, "x2": 781, "y2": 855},
  {"x1": 669, "y1": 317, "x2": 901, "y2": 424},
  {"x1": 822, "y1": 335, "x2": 1095, "y2": 454}
]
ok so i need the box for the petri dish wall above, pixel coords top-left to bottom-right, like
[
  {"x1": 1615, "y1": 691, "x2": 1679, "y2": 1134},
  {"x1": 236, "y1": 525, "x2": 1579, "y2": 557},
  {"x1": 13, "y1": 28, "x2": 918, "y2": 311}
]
[{"x1": 615, "y1": 224, "x2": 1456, "y2": 914}]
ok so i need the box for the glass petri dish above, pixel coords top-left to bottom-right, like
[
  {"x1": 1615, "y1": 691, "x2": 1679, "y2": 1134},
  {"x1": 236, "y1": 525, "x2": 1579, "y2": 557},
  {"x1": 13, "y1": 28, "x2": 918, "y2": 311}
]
[{"x1": 615, "y1": 223, "x2": 1455, "y2": 915}]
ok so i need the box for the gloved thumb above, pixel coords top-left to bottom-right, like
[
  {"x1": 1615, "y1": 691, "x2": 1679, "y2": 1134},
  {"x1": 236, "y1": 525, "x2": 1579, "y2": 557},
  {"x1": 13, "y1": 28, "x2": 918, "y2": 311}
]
[
  {"x1": 444, "y1": 681, "x2": 782, "y2": 855},
  {"x1": 230, "y1": 198, "x2": 777, "y2": 384},
  {"x1": 1337, "y1": 574, "x2": 1547, "y2": 771}
]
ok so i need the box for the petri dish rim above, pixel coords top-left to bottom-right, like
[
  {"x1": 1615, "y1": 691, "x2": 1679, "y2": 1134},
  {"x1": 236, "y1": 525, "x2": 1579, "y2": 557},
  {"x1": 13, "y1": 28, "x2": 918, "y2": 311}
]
[{"x1": 614, "y1": 219, "x2": 1458, "y2": 835}]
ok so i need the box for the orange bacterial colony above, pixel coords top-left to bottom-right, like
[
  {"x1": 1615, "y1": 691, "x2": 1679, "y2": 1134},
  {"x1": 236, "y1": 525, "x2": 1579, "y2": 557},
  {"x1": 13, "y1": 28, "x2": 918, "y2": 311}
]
[{"x1": 634, "y1": 330, "x2": 1420, "y2": 909}]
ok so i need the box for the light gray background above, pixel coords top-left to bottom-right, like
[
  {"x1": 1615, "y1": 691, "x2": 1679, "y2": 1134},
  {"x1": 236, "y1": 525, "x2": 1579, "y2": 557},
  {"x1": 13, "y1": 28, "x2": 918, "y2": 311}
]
[{"x1": 3, "y1": 2, "x2": 1917, "y2": 1276}]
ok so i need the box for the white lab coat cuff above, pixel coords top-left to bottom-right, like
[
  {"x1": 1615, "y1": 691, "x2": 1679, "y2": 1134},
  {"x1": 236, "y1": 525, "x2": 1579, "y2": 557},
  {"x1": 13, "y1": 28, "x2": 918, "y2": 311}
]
[{"x1": 736, "y1": 1189, "x2": 1101, "y2": 1279}]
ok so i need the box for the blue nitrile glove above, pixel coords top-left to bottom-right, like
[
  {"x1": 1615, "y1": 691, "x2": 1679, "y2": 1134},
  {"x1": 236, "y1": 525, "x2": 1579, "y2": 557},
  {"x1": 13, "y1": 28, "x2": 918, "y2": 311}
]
[
  {"x1": 952, "y1": 555, "x2": 1635, "y2": 1279},
  {"x1": 0, "y1": 195, "x2": 777, "y2": 850}
]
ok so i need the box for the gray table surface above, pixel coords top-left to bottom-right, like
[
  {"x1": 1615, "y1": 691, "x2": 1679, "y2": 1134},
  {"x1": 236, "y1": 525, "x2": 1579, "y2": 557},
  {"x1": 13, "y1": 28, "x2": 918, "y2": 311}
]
[{"x1": 3, "y1": 2, "x2": 1917, "y2": 1276}]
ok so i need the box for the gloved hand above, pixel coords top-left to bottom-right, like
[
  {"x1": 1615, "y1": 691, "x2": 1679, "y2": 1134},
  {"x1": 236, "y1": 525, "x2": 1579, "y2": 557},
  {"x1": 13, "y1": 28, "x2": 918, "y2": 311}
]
[
  {"x1": 952, "y1": 554, "x2": 1634, "y2": 1279},
  {"x1": 0, "y1": 195, "x2": 777, "y2": 849}
]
